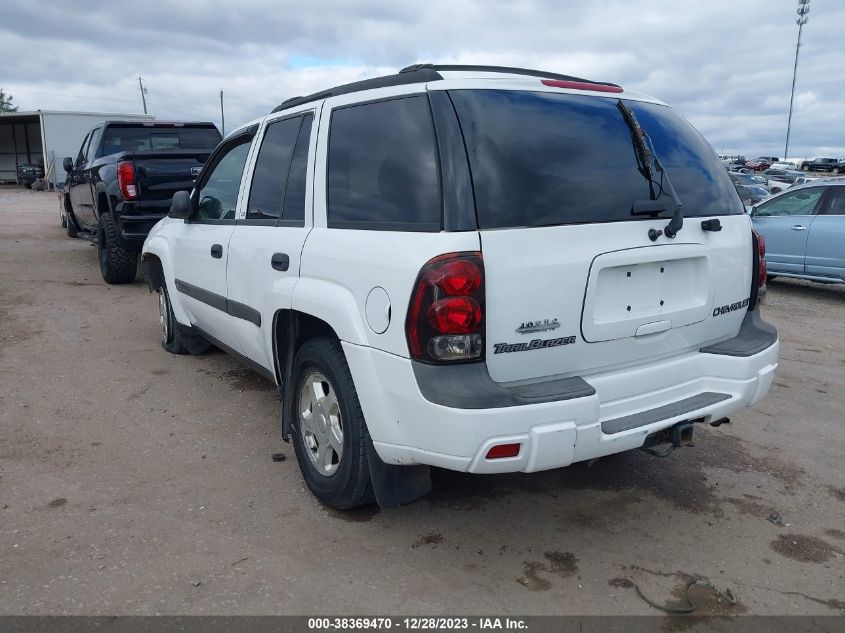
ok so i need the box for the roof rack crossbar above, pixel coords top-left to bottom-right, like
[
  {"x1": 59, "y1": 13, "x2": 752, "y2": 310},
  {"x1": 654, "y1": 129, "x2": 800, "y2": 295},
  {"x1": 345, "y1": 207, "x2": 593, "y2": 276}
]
[{"x1": 400, "y1": 63, "x2": 620, "y2": 88}]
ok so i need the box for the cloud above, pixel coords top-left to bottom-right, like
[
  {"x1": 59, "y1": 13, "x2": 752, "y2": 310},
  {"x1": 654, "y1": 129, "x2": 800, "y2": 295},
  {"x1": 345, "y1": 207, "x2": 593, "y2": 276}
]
[{"x1": 1, "y1": 0, "x2": 842, "y2": 158}]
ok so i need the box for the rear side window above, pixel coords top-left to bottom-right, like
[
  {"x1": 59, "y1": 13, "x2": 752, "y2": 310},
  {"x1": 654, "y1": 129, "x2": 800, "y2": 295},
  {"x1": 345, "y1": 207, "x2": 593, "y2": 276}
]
[
  {"x1": 327, "y1": 96, "x2": 441, "y2": 231},
  {"x1": 448, "y1": 90, "x2": 742, "y2": 229},
  {"x1": 247, "y1": 117, "x2": 302, "y2": 221},
  {"x1": 246, "y1": 114, "x2": 313, "y2": 224},
  {"x1": 822, "y1": 187, "x2": 845, "y2": 215}
]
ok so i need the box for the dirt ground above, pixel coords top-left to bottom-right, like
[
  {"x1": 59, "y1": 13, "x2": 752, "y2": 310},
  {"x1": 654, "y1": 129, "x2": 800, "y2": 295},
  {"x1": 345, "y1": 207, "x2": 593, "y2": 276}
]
[{"x1": 1, "y1": 188, "x2": 843, "y2": 616}]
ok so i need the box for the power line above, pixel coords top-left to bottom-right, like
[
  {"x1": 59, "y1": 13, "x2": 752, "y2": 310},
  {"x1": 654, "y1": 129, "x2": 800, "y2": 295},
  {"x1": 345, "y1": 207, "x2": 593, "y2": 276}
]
[{"x1": 784, "y1": 0, "x2": 810, "y2": 159}]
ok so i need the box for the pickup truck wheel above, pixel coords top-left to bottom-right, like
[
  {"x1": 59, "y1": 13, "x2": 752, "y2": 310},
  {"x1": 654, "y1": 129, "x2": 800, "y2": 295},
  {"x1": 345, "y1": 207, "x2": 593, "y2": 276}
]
[
  {"x1": 97, "y1": 213, "x2": 137, "y2": 284},
  {"x1": 292, "y1": 337, "x2": 374, "y2": 509}
]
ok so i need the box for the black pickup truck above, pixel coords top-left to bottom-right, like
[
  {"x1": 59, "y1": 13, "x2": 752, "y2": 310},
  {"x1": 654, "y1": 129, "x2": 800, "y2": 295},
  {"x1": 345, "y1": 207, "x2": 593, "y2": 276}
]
[{"x1": 62, "y1": 121, "x2": 221, "y2": 283}]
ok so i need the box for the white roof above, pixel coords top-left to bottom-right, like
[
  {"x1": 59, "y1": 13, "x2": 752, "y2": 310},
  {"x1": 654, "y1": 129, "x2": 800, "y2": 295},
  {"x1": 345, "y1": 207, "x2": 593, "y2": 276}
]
[{"x1": 0, "y1": 110, "x2": 155, "y2": 119}]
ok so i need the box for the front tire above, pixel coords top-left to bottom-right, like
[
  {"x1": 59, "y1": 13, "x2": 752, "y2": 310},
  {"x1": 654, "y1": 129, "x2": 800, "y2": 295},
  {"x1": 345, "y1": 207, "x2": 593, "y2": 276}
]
[
  {"x1": 66, "y1": 197, "x2": 80, "y2": 238},
  {"x1": 291, "y1": 337, "x2": 374, "y2": 509},
  {"x1": 97, "y1": 212, "x2": 137, "y2": 284},
  {"x1": 157, "y1": 284, "x2": 188, "y2": 355}
]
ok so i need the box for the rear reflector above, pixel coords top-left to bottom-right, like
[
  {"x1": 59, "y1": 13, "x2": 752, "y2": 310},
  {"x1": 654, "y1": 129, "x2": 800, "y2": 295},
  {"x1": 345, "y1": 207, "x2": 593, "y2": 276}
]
[
  {"x1": 541, "y1": 79, "x2": 623, "y2": 93},
  {"x1": 486, "y1": 443, "x2": 521, "y2": 459}
]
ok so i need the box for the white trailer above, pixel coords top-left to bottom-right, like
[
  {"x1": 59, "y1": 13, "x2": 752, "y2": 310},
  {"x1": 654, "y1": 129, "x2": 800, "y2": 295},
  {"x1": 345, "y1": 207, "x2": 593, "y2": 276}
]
[{"x1": 0, "y1": 110, "x2": 154, "y2": 188}]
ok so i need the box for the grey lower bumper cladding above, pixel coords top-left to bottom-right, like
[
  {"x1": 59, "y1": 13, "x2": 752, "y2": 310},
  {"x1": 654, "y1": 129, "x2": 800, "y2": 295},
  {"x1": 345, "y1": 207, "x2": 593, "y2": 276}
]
[
  {"x1": 412, "y1": 361, "x2": 595, "y2": 409},
  {"x1": 601, "y1": 391, "x2": 732, "y2": 435},
  {"x1": 701, "y1": 310, "x2": 777, "y2": 357}
]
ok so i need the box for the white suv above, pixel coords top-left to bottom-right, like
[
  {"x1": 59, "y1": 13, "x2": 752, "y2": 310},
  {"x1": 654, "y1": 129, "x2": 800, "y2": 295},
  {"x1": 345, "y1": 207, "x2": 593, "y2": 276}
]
[{"x1": 142, "y1": 64, "x2": 779, "y2": 509}]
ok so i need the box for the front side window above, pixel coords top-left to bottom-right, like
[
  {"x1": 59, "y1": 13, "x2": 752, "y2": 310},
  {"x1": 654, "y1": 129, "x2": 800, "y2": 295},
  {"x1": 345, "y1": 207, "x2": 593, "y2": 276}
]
[
  {"x1": 449, "y1": 90, "x2": 742, "y2": 229},
  {"x1": 75, "y1": 133, "x2": 90, "y2": 167},
  {"x1": 755, "y1": 188, "x2": 824, "y2": 217},
  {"x1": 327, "y1": 95, "x2": 440, "y2": 231},
  {"x1": 196, "y1": 140, "x2": 252, "y2": 221},
  {"x1": 86, "y1": 128, "x2": 103, "y2": 161}
]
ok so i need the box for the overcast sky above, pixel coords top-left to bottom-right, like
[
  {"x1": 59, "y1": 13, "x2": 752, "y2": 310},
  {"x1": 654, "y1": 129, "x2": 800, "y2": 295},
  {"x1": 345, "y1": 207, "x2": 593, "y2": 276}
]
[{"x1": 2, "y1": 0, "x2": 842, "y2": 160}]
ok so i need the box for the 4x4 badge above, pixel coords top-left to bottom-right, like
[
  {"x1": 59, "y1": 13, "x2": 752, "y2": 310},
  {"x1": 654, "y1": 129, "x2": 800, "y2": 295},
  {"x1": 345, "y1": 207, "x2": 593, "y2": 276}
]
[{"x1": 515, "y1": 318, "x2": 560, "y2": 335}]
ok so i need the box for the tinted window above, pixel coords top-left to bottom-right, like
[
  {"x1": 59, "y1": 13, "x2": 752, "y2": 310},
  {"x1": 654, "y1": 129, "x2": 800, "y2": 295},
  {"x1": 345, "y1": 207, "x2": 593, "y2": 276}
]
[
  {"x1": 196, "y1": 140, "x2": 252, "y2": 221},
  {"x1": 101, "y1": 126, "x2": 221, "y2": 154},
  {"x1": 75, "y1": 133, "x2": 90, "y2": 167},
  {"x1": 283, "y1": 115, "x2": 313, "y2": 224},
  {"x1": 327, "y1": 96, "x2": 440, "y2": 230},
  {"x1": 755, "y1": 188, "x2": 824, "y2": 217},
  {"x1": 821, "y1": 187, "x2": 845, "y2": 215},
  {"x1": 247, "y1": 117, "x2": 302, "y2": 221},
  {"x1": 86, "y1": 127, "x2": 103, "y2": 160},
  {"x1": 449, "y1": 90, "x2": 743, "y2": 228}
]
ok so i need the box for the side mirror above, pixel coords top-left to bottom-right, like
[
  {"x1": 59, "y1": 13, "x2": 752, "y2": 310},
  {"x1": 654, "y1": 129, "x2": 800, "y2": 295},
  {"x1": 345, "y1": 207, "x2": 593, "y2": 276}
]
[
  {"x1": 63, "y1": 157, "x2": 74, "y2": 173},
  {"x1": 169, "y1": 190, "x2": 193, "y2": 219}
]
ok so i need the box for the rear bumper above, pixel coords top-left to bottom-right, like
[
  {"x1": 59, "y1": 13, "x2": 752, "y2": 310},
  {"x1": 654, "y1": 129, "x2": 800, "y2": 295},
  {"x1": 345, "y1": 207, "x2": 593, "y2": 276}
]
[
  {"x1": 114, "y1": 201, "x2": 168, "y2": 244},
  {"x1": 344, "y1": 313, "x2": 778, "y2": 474}
]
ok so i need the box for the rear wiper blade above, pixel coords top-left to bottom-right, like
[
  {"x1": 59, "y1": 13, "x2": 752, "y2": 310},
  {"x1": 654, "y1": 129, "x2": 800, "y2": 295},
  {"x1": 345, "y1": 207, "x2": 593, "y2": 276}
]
[{"x1": 617, "y1": 100, "x2": 685, "y2": 238}]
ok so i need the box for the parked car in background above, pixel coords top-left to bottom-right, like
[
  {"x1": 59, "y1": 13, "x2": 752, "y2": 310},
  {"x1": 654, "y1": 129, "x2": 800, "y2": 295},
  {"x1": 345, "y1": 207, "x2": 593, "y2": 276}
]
[
  {"x1": 770, "y1": 161, "x2": 798, "y2": 170},
  {"x1": 142, "y1": 64, "x2": 777, "y2": 510},
  {"x1": 730, "y1": 171, "x2": 785, "y2": 194},
  {"x1": 763, "y1": 168, "x2": 805, "y2": 185},
  {"x1": 800, "y1": 158, "x2": 841, "y2": 173},
  {"x1": 722, "y1": 155, "x2": 747, "y2": 170},
  {"x1": 740, "y1": 184, "x2": 771, "y2": 205},
  {"x1": 745, "y1": 157, "x2": 773, "y2": 171},
  {"x1": 792, "y1": 175, "x2": 821, "y2": 186},
  {"x1": 17, "y1": 162, "x2": 44, "y2": 188},
  {"x1": 751, "y1": 181, "x2": 845, "y2": 284},
  {"x1": 62, "y1": 120, "x2": 221, "y2": 283}
]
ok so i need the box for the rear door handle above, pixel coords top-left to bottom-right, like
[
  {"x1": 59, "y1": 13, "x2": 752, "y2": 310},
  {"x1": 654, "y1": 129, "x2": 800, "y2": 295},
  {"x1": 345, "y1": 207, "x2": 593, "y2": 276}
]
[
  {"x1": 271, "y1": 252, "x2": 290, "y2": 271},
  {"x1": 791, "y1": 225, "x2": 808, "y2": 231},
  {"x1": 210, "y1": 244, "x2": 223, "y2": 258}
]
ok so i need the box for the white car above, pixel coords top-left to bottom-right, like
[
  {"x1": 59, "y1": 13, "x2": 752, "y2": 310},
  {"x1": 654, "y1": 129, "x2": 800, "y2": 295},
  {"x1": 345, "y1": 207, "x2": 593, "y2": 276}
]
[
  {"x1": 770, "y1": 161, "x2": 798, "y2": 170},
  {"x1": 142, "y1": 64, "x2": 779, "y2": 509}
]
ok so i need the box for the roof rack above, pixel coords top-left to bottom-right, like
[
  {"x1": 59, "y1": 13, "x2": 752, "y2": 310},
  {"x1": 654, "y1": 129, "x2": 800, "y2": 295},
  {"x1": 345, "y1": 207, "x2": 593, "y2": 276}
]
[
  {"x1": 399, "y1": 64, "x2": 620, "y2": 88},
  {"x1": 271, "y1": 67, "x2": 441, "y2": 113},
  {"x1": 271, "y1": 63, "x2": 618, "y2": 113}
]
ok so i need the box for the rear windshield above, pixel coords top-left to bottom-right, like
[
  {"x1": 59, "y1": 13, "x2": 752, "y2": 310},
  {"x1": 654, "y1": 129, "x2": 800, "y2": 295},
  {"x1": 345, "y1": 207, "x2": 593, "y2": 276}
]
[
  {"x1": 448, "y1": 90, "x2": 742, "y2": 228},
  {"x1": 101, "y1": 126, "x2": 221, "y2": 154}
]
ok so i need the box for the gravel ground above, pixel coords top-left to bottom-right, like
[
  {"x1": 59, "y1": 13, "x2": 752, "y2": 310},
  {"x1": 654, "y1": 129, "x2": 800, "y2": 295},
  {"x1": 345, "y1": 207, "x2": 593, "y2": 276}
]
[{"x1": 1, "y1": 188, "x2": 843, "y2": 616}]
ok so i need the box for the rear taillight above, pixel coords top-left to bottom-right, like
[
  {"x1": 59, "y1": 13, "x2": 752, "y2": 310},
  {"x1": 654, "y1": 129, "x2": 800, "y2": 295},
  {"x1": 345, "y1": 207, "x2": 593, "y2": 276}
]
[
  {"x1": 406, "y1": 252, "x2": 484, "y2": 363},
  {"x1": 117, "y1": 161, "x2": 137, "y2": 200},
  {"x1": 749, "y1": 229, "x2": 767, "y2": 310}
]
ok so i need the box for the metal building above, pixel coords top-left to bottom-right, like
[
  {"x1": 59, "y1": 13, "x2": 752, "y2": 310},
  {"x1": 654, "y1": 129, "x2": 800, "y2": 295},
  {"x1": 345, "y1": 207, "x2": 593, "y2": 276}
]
[{"x1": 0, "y1": 110, "x2": 154, "y2": 188}]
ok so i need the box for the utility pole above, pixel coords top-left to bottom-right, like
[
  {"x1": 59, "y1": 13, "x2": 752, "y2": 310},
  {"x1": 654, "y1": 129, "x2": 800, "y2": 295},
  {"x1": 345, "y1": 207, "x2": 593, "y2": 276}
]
[
  {"x1": 220, "y1": 90, "x2": 225, "y2": 136},
  {"x1": 784, "y1": 0, "x2": 810, "y2": 160},
  {"x1": 138, "y1": 76, "x2": 148, "y2": 114}
]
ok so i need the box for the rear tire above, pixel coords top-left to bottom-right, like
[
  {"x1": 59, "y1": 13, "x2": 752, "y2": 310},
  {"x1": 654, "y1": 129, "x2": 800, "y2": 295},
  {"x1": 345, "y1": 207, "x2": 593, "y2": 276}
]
[
  {"x1": 97, "y1": 212, "x2": 137, "y2": 284},
  {"x1": 291, "y1": 337, "x2": 375, "y2": 510}
]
